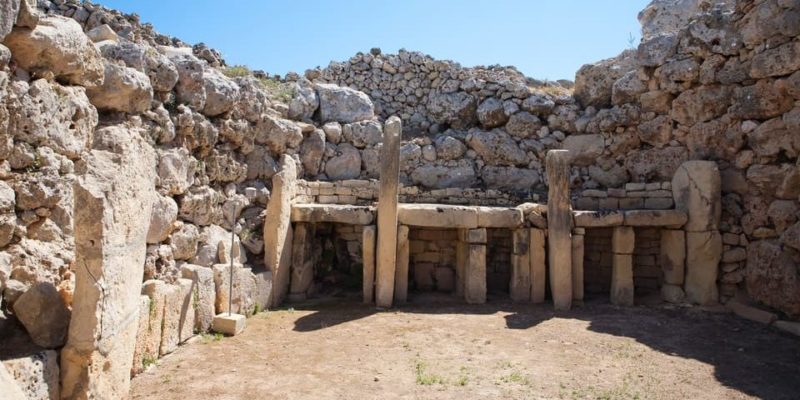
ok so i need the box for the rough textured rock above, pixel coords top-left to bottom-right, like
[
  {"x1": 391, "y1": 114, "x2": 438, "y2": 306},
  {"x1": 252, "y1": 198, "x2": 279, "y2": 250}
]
[
  {"x1": 2, "y1": 350, "x2": 60, "y2": 400},
  {"x1": 672, "y1": 161, "x2": 721, "y2": 232},
  {"x1": 477, "y1": 97, "x2": 508, "y2": 128},
  {"x1": 202, "y1": 67, "x2": 239, "y2": 117},
  {"x1": 410, "y1": 165, "x2": 476, "y2": 189},
  {"x1": 562, "y1": 134, "x2": 604, "y2": 167},
  {"x1": 146, "y1": 194, "x2": 178, "y2": 244},
  {"x1": 746, "y1": 240, "x2": 800, "y2": 318},
  {"x1": 325, "y1": 143, "x2": 361, "y2": 180},
  {"x1": 427, "y1": 92, "x2": 478, "y2": 129},
  {"x1": 12, "y1": 282, "x2": 71, "y2": 348},
  {"x1": 574, "y1": 50, "x2": 636, "y2": 108},
  {"x1": 467, "y1": 129, "x2": 527, "y2": 166},
  {"x1": 315, "y1": 83, "x2": 374, "y2": 123},
  {"x1": 86, "y1": 62, "x2": 153, "y2": 113},
  {"x1": 0, "y1": 362, "x2": 26, "y2": 400},
  {"x1": 4, "y1": 16, "x2": 104, "y2": 86},
  {"x1": 60, "y1": 127, "x2": 156, "y2": 400},
  {"x1": 0, "y1": 0, "x2": 20, "y2": 42}
]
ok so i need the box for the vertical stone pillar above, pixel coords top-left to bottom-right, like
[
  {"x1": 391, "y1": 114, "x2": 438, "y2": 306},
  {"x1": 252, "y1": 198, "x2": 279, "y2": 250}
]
[
  {"x1": 510, "y1": 228, "x2": 531, "y2": 302},
  {"x1": 289, "y1": 222, "x2": 313, "y2": 301},
  {"x1": 362, "y1": 225, "x2": 377, "y2": 304},
  {"x1": 546, "y1": 150, "x2": 572, "y2": 310},
  {"x1": 263, "y1": 155, "x2": 297, "y2": 306},
  {"x1": 465, "y1": 244, "x2": 487, "y2": 304},
  {"x1": 61, "y1": 131, "x2": 156, "y2": 400},
  {"x1": 660, "y1": 229, "x2": 686, "y2": 303},
  {"x1": 394, "y1": 225, "x2": 410, "y2": 304},
  {"x1": 572, "y1": 229, "x2": 585, "y2": 302},
  {"x1": 375, "y1": 116, "x2": 401, "y2": 308},
  {"x1": 455, "y1": 230, "x2": 468, "y2": 298},
  {"x1": 672, "y1": 161, "x2": 721, "y2": 305},
  {"x1": 611, "y1": 226, "x2": 635, "y2": 306},
  {"x1": 529, "y1": 228, "x2": 547, "y2": 304}
]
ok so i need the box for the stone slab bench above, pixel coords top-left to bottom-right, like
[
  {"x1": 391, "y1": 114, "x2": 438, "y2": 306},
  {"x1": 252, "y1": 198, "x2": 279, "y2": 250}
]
[
  {"x1": 573, "y1": 209, "x2": 687, "y2": 229},
  {"x1": 397, "y1": 203, "x2": 523, "y2": 229},
  {"x1": 290, "y1": 203, "x2": 375, "y2": 225}
]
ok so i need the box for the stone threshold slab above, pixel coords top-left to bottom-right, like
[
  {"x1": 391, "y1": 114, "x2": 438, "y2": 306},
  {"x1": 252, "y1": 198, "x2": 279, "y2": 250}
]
[
  {"x1": 573, "y1": 209, "x2": 687, "y2": 228},
  {"x1": 397, "y1": 203, "x2": 523, "y2": 228}
]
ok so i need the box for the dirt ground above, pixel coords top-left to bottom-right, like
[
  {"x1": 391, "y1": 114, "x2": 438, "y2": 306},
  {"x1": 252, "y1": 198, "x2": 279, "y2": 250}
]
[{"x1": 130, "y1": 294, "x2": 800, "y2": 400}]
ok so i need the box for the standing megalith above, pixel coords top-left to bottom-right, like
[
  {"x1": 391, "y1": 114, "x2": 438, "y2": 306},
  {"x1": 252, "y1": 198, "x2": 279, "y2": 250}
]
[
  {"x1": 546, "y1": 150, "x2": 573, "y2": 310},
  {"x1": 375, "y1": 117, "x2": 401, "y2": 308}
]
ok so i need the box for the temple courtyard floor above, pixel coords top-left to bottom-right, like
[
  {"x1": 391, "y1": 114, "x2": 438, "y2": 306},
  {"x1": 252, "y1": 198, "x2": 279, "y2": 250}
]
[{"x1": 130, "y1": 294, "x2": 800, "y2": 400}]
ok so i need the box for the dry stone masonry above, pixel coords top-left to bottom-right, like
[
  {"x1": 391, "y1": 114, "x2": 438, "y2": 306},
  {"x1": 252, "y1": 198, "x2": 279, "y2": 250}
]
[{"x1": 0, "y1": 0, "x2": 798, "y2": 397}]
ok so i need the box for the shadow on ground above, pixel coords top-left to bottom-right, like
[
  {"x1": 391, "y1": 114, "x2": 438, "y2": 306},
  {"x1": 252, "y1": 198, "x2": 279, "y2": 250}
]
[{"x1": 289, "y1": 293, "x2": 800, "y2": 400}]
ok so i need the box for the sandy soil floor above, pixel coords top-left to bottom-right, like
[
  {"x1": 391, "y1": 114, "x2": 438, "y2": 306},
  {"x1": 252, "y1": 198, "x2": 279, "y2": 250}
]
[{"x1": 130, "y1": 295, "x2": 800, "y2": 400}]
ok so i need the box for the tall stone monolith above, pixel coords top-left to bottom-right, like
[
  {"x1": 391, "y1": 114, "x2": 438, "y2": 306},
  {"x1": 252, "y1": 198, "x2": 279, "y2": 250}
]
[
  {"x1": 375, "y1": 116, "x2": 401, "y2": 308},
  {"x1": 546, "y1": 150, "x2": 572, "y2": 310},
  {"x1": 264, "y1": 155, "x2": 297, "y2": 306}
]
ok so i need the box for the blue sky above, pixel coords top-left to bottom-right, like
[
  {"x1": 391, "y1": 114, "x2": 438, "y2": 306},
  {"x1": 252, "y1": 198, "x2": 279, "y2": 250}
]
[{"x1": 100, "y1": 0, "x2": 650, "y2": 81}]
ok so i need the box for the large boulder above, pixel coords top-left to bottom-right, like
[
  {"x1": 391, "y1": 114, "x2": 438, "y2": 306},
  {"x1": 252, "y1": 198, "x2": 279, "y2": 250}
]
[
  {"x1": 481, "y1": 166, "x2": 539, "y2": 191},
  {"x1": 288, "y1": 79, "x2": 318, "y2": 121},
  {"x1": 179, "y1": 186, "x2": 223, "y2": 226},
  {"x1": 638, "y1": 0, "x2": 733, "y2": 40},
  {"x1": 427, "y1": 91, "x2": 478, "y2": 129},
  {"x1": 625, "y1": 146, "x2": 688, "y2": 181},
  {"x1": 2, "y1": 350, "x2": 60, "y2": 400},
  {"x1": 466, "y1": 129, "x2": 528, "y2": 166},
  {"x1": 325, "y1": 143, "x2": 361, "y2": 180},
  {"x1": 342, "y1": 120, "x2": 383, "y2": 148},
  {"x1": 157, "y1": 148, "x2": 195, "y2": 196},
  {"x1": 202, "y1": 67, "x2": 239, "y2": 117},
  {"x1": 505, "y1": 112, "x2": 542, "y2": 139},
  {"x1": 746, "y1": 240, "x2": 800, "y2": 318},
  {"x1": 7, "y1": 78, "x2": 99, "y2": 160},
  {"x1": 254, "y1": 114, "x2": 303, "y2": 154},
  {"x1": 12, "y1": 282, "x2": 71, "y2": 348},
  {"x1": 0, "y1": 0, "x2": 19, "y2": 42},
  {"x1": 87, "y1": 62, "x2": 153, "y2": 113},
  {"x1": 146, "y1": 194, "x2": 178, "y2": 244},
  {"x1": 410, "y1": 165, "x2": 477, "y2": 189},
  {"x1": 315, "y1": 83, "x2": 374, "y2": 123},
  {"x1": 4, "y1": 16, "x2": 104, "y2": 86},
  {"x1": 561, "y1": 134, "x2": 604, "y2": 167},
  {"x1": 299, "y1": 129, "x2": 325, "y2": 176},
  {"x1": 100, "y1": 42, "x2": 178, "y2": 92},
  {"x1": 574, "y1": 50, "x2": 636, "y2": 108},
  {"x1": 672, "y1": 161, "x2": 721, "y2": 231},
  {"x1": 477, "y1": 97, "x2": 508, "y2": 128},
  {"x1": 167, "y1": 50, "x2": 206, "y2": 110},
  {"x1": 670, "y1": 85, "x2": 731, "y2": 126}
]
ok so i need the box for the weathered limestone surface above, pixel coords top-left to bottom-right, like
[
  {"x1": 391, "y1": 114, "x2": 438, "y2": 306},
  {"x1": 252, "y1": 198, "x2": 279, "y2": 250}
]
[
  {"x1": 180, "y1": 264, "x2": 216, "y2": 332},
  {"x1": 60, "y1": 130, "x2": 156, "y2": 400},
  {"x1": 660, "y1": 230, "x2": 686, "y2": 285},
  {"x1": 455, "y1": 237, "x2": 467, "y2": 298},
  {"x1": 158, "y1": 284, "x2": 181, "y2": 356},
  {"x1": 398, "y1": 204, "x2": 479, "y2": 229},
  {"x1": 465, "y1": 244, "x2": 487, "y2": 304},
  {"x1": 136, "y1": 280, "x2": 166, "y2": 372},
  {"x1": 375, "y1": 116, "x2": 401, "y2": 308},
  {"x1": 289, "y1": 222, "x2": 313, "y2": 300},
  {"x1": 530, "y1": 228, "x2": 546, "y2": 304},
  {"x1": 291, "y1": 204, "x2": 374, "y2": 225},
  {"x1": 672, "y1": 161, "x2": 721, "y2": 232},
  {"x1": 3, "y1": 350, "x2": 60, "y2": 400},
  {"x1": 510, "y1": 229, "x2": 531, "y2": 302},
  {"x1": 362, "y1": 225, "x2": 376, "y2": 304},
  {"x1": 12, "y1": 282, "x2": 70, "y2": 348},
  {"x1": 685, "y1": 231, "x2": 721, "y2": 305},
  {"x1": 572, "y1": 233, "x2": 585, "y2": 302},
  {"x1": 212, "y1": 313, "x2": 246, "y2": 336},
  {"x1": 573, "y1": 210, "x2": 623, "y2": 227},
  {"x1": 0, "y1": 362, "x2": 27, "y2": 400},
  {"x1": 263, "y1": 155, "x2": 297, "y2": 306},
  {"x1": 546, "y1": 150, "x2": 572, "y2": 310},
  {"x1": 623, "y1": 210, "x2": 687, "y2": 227},
  {"x1": 130, "y1": 295, "x2": 151, "y2": 376},
  {"x1": 611, "y1": 226, "x2": 635, "y2": 306},
  {"x1": 394, "y1": 225, "x2": 410, "y2": 304},
  {"x1": 477, "y1": 207, "x2": 524, "y2": 228},
  {"x1": 212, "y1": 263, "x2": 255, "y2": 315}
]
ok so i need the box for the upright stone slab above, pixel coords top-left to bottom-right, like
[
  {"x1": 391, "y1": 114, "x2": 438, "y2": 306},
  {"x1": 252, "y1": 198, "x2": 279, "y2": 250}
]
[
  {"x1": 375, "y1": 116, "x2": 401, "y2": 308},
  {"x1": 510, "y1": 229, "x2": 531, "y2": 302},
  {"x1": 529, "y1": 228, "x2": 547, "y2": 304},
  {"x1": 159, "y1": 284, "x2": 182, "y2": 356},
  {"x1": 61, "y1": 131, "x2": 156, "y2": 400},
  {"x1": 660, "y1": 230, "x2": 685, "y2": 285},
  {"x1": 572, "y1": 232, "x2": 585, "y2": 302},
  {"x1": 131, "y1": 295, "x2": 151, "y2": 376},
  {"x1": 263, "y1": 155, "x2": 297, "y2": 307},
  {"x1": 180, "y1": 264, "x2": 216, "y2": 332},
  {"x1": 289, "y1": 222, "x2": 313, "y2": 300},
  {"x1": 394, "y1": 225, "x2": 410, "y2": 304},
  {"x1": 362, "y1": 225, "x2": 377, "y2": 304},
  {"x1": 253, "y1": 270, "x2": 273, "y2": 311},
  {"x1": 455, "y1": 231, "x2": 468, "y2": 298},
  {"x1": 546, "y1": 150, "x2": 572, "y2": 310},
  {"x1": 137, "y1": 280, "x2": 166, "y2": 368},
  {"x1": 465, "y1": 244, "x2": 487, "y2": 304},
  {"x1": 611, "y1": 227, "x2": 635, "y2": 306},
  {"x1": 672, "y1": 161, "x2": 721, "y2": 305}
]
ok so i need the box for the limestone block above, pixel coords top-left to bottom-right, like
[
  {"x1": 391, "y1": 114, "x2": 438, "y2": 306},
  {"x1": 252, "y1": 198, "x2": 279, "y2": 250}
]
[
  {"x1": 612, "y1": 226, "x2": 635, "y2": 254},
  {"x1": 476, "y1": 206, "x2": 524, "y2": 228},
  {"x1": 672, "y1": 161, "x2": 721, "y2": 232},
  {"x1": 212, "y1": 313, "x2": 246, "y2": 336},
  {"x1": 660, "y1": 230, "x2": 686, "y2": 285},
  {"x1": 290, "y1": 204, "x2": 375, "y2": 225},
  {"x1": 289, "y1": 223, "x2": 313, "y2": 298},
  {"x1": 685, "y1": 231, "x2": 721, "y2": 305},
  {"x1": 3, "y1": 350, "x2": 59, "y2": 400},
  {"x1": 623, "y1": 210, "x2": 688, "y2": 227},
  {"x1": 435, "y1": 267, "x2": 455, "y2": 292},
  {"x1": 457, "y1": 228, "x2": 486, "y2": 244},
  {"x1": 726, "y1": 299, "x2": 778, "y2": 325},
  {"x1": 263, "y1": 155, "x2": 296, "y2": 306},
  {"x1": 774, "y1": 320, "x2": 800, "y2": 337},
  {"x1": 138, "y1": 280, "x2": 166, "y2": 367},
  {"x1": 60, "y1": 129, "x2": 156, "y2": 400},
  {"x1": 572, "y1": 234, "x2": 585, "y2": 302},
  {"x1": 0, "y1": 362, "x2": 26, "y2": 400},
  {"x1": 253, "y1": 270, "x2": 273, "y2": 312},
  {"x1": 573, "y1": 210, "x2": 623, "y2": 227},
  {"x1": 611, "y1": 253, "x2": 634, "y2": 306},
  {"x1": 510, "y1": 229, "x2": 531, "y2": 302},
  {"x1": 455, "y1": 235, "x2": 468, "y2": 298},
  {"x1": 362, "y1": 225, "x2": 376, "y2": 304},
  {"x1": 131, "y1": 295, "x2": 151, "y2": 376},
  {"x1": 213, "y1": 263, "x2": 254, "y2": 315},
  {"x1": 530, "y1": 228, "x2": 547, "y2": 304},
  {"x1": 398, "y1": 203, "x2": 478, "y2": 229},
  {"x1": 12, "y1": 282, "x2": 71, "y2": 348},
  {"x1": 159, "y1": 284, "x2": 182, "y2": 356},
  {"x1": 546, "y1": 150, "x2": 573, "y2": 310},
  {"x1": 394, "y1": 225, "x2": 409, "y2": 304},
  {"x1": 376, "y1": 117, "x2": 401, "y2": 308},
  {"x1": 180, "y1": 264, "x2": 216, "y2": 332},
  {"x1": 465, "y1": 244, "x2": 487, "y2": 304}
]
